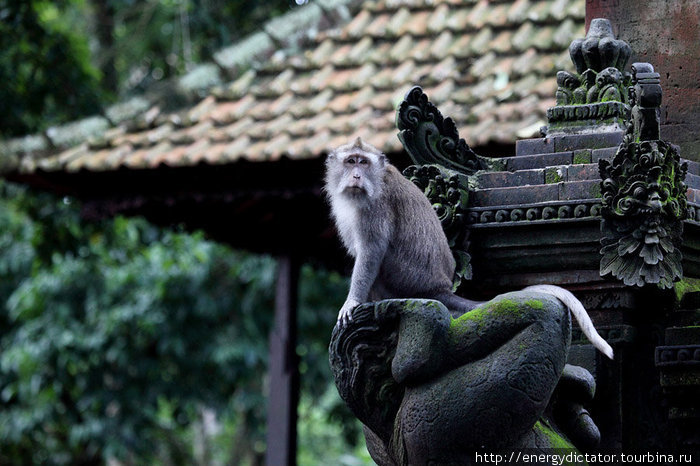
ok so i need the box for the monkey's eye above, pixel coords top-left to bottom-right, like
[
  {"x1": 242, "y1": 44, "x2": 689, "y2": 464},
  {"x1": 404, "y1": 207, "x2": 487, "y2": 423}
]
[
  {"x1": 345, "y1": 157, "x2": 356, "y2": 165},
  {"x1": 358, "y1": 158, "x2": 369, "y2": 165}
]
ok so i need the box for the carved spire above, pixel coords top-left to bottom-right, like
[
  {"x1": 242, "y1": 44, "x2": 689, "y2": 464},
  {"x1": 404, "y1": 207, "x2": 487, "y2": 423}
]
[{"x1": 546, "y1": 19, "x2": 632, "y2": 136}]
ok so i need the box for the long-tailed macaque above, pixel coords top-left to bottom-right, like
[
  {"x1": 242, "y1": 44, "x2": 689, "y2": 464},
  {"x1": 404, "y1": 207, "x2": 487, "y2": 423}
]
[{"x1": 325, "y1": 137, "x2": 613, "y2": 359}]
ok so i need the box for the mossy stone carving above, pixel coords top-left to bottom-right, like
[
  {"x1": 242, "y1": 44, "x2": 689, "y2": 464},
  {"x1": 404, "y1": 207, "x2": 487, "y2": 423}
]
[{"x1": 329, "y1": 294, "x2": 600, "y2": 465}]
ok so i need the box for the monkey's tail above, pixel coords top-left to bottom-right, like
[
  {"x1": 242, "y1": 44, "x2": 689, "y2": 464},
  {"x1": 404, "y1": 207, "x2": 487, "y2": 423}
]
[{"x1": 524, "y1": 284, "x2": 614, "y2": 360}]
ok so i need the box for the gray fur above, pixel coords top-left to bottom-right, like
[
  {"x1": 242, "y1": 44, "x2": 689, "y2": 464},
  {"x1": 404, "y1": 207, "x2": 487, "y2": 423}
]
[{"x1": 325, "y1": 138, "x2": 479, "y2": 323}]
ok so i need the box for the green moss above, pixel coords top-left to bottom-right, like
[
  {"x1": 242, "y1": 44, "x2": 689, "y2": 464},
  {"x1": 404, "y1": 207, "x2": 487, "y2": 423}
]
[
  {"x1": 589, "y1": 183, "x2": 601, "y2": 198},
  {"x1": 674, "y1": 277, "x2": 700, "y2": 302},
  {"x1": 545, "y1": 167, "x2": 563, "y2": 184},
  {"x1": 449, "y1": 298, "x2": 533, "y2": 339},
  {"x1": 573, "y1": 150, "x2": 592, "y2": 164},
  {"x1": 487, "y1": 299, "x2": 522, "y2": 316},
  {"x1": 533, "y1": 420, "x2": 576, "y2": 451},
  {"x1": 524, "y1": 299, "x2": 544, "y2": 310},
  {"x1": 449, "y1": 306, "x2": 486, "y2": 335}
]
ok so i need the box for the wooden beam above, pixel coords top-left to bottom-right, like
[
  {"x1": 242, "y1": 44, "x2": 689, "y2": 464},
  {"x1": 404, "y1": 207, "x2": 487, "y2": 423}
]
[{"x1": 265, "y1": 256, "x2": 300, "y2": 466}]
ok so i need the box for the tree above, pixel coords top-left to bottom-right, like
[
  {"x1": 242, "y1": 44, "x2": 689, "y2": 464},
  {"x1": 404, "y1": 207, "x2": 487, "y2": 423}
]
[
  {"x1": 0, "y1": 0, "x2": 104, "y2": 137},
  {"x1": 0, "y1": 0, "x2": 297, "y2": 137},
  {"x1": 0, "y1": 180, "x2": 366, "y2": 465}
]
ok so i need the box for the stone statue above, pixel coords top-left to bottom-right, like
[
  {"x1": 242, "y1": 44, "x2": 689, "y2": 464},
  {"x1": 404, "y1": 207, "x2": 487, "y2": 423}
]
[{"x1": 329, "y1": 293, "x2": 602, "y2": 465}]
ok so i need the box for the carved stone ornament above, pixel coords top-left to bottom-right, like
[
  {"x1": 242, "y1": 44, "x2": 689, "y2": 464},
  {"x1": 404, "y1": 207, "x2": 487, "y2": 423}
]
[
  {"x1": 402, "y1": 164, "x2": 472, "y2": 288},
  {"x1": 599, "y1": 63, "x2": 688, "y2": 288},
  {"x1": 329, "y1": 296, "x2": 601, "y2": 465},
  {"x1": 396, "y1": 86, "x2": 483, "y2": 175},
  {"x1": 546, "y1": 19, "x2": 632, "y2": 135}
]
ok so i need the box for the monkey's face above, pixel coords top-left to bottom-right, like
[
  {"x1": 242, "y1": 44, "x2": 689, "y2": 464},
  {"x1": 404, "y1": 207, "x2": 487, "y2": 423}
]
[
  {"x1": 325, "y1": 138, "x2": 386, "y2": 202},
  {"x1": 336, "y1": 153, "x2": 383, "y2": 199}
]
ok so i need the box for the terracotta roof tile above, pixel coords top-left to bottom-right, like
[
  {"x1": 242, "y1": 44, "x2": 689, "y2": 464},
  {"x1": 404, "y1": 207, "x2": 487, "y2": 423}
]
[
  {"x1": 263, "y1": 114, "x2": 296, "y2": 138},
  {"x1": 41, "y1": 144, "x2": 89, "y2": 172},
  {"x1": 427, "y1": 3, "x2": 450, "y2": 33},
  {"x1": 485, "y1": 3, "x2": 511, "y2": 28},
  {"x1": 447, "y1": 33, "x2": 473, "y2": 59},
  {"x1": 491, "y1": 30, "x2": 515, "y2": 54},
  {"x1": 402, "y1": 9, "x2": 431, "y2": 36},
  {"x1": 4, "y1": 0, "x2": 586, "y2": 174},
  {"x1": 469, "y1": 26, "x2": 493, "y2": 55},
  {"x1": 430, "y1": 56, "x2": 460, "y2": 82},
  {"x1": 533, "y1": 76, "x2": 558, "y2": 97},
  {"x1": 492, "y1": 56, "x2": 518, "y2": 78},
  {"x1": 445, "y1": 7, "x2": 472, "y2": 32},
  {"x1": 169, "y1": 121, "x2": 214, "y2": 145},
  {"x1": 347, "y1": 86, "x2": 377, "y2": 111},
  {"x1": 216, "y1": 136, "x2": 248, "y2": 162},
  {"x1": 511, "y1": 47, "x2": 539, "y2": 76},
  {"x1": 349, "y1": 63, "x2": 378, "y2": 89},
  {"x1": 466, "y1": 0, "x2": 491, "y2": 30},
  {"x1": 308, "y1": 38, "x2": 336, "y2": 66},
  {"x1": 429, "y1": 31, "x2": 455, "y2": 59},
  {"x1": 508, "y1": 0, "x2": 532, "y2": 23},
  {"x1": 268, "y1": 92, "x2": 296, "y2": 115},
  {"x1": 367, "y1": 41, "x2": 393, "y2": 64},
  {"x1": 88, "y1": 125, "x2": 126, "y2": 150},
  {"x1": 264, "y1": 133, "x2": 292, "y2": 161},
  {"x1": 392, "y1": 59, "x2": 418, "y2": 86},
  {"x1": 347, "y1": 36, "x2": 375, "y2": 64},
  {"x1": 342, "y1": 8, "x2": 373, "y2": 39},
  {"x1": 554, "y1": 49, "x2": 573, "y2": 70},
  {"x1": 302, "y1": 110, "x2": 336, "y2": 135},
  {"x1": 530, "y1": 25, "x2": 555, "y2": 51},
  {"x1": 527, "y1": 1, "x2": 552, "y2": 22},
  {"x1": 566, "y1": 0, "x2": 585, "y2": 18},
  {"x1": 212, "y1": 117, "x2": 255, "y2": 141},
  {"x1": 389, "y1": 35, "x2": 417, "y2": 63},
  {"x1": 102, "y1": 144, "x2": 134, "y2": 170},
  {"x1": 365, "y1": 12, "x2": 391, "y2": 37},
  {"x1": 553, "y1": 19, "x2": 579, "y2": 49},
  {"x1": 470, "y1": 52, "x2": 498, "y2": 78},
  {"x1": 267, "y1": 69, "x2": 295, "y2": 96},
  {"x1": 385, "y1": 7, "x2": 413, "y2": 37}
]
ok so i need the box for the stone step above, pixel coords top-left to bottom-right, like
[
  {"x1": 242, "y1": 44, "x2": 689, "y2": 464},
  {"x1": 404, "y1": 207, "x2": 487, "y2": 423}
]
[
  {"x1": 470, "y1": 180, "x2": 602, "y2": 207},
  {"x1": 683, "y1": 159, "x2": 700, "y2": 176},
  {"x1": 515, "y1": 131, "x2": 624, "y2": 156},
  {"x1": 686, "y1": 173, "x2": 700, "y2": 190},
  {"x1": 492, "y1": 147, "x2": 616, "y2": 172},
  {"x1": 477, "y1": 164, "x2": 601, "y2": 189}
]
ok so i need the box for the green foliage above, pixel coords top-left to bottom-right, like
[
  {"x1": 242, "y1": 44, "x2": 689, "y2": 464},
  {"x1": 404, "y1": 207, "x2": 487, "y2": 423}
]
[
  {"x1": 0, "y1": 0, "x2": 298, "y2": 137},
  {"x1": 0, "y1": 0, "x2": 105, "y2": 137},
  {"x1": 0, "y1": 181, "x2": 360, "y2": 464},
  {"x1": 113, "y1": 0, "x2": 292, "y2": 94}
]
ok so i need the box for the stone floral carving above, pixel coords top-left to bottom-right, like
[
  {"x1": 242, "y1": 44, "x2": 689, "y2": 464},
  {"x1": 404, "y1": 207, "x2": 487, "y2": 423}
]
[
  {"x1": 396, "y1": 87, "x2": 481, "y2": 289},
  {"x1": 403, "y1": 164, "x2": 472, "y2": 288},
  {"x1": 599, "y1": 64, "x2": 688, "y2": 288},
  {"x1": 329, "y1": 296, "x2": 600, "y2": 465},
  {"x1": 467, "y1": 200, "x2": 602, "y2": 226},
  {"x1": 396, "y1": 86, "x2": 483, "y2": 175}
]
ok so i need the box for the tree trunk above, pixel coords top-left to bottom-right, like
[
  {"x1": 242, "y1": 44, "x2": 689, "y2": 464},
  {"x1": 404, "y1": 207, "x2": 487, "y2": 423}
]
[{"x1": 93, "y1": 0, "x2": 118, "y2": 94}]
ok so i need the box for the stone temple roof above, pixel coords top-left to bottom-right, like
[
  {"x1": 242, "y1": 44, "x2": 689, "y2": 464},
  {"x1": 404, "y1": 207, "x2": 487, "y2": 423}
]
[{"x1": 1, "y1": 0, "x2": 584, "y2": 176}]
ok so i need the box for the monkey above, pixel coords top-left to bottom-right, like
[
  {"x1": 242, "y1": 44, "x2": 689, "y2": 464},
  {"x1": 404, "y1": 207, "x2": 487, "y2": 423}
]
[{"x1": 325, "y1": 137, "x2": 613, "y2": 359}]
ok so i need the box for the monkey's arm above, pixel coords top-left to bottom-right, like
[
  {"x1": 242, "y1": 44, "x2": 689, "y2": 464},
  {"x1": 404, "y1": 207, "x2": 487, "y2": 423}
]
[{"x1": 339, "y1": 237, "x2": 389, "y2": 325}]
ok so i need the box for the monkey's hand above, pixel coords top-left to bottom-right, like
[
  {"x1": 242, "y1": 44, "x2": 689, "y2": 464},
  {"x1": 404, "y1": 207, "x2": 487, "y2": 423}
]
[{"x1": 338, "y1": 299, "x2": 360, "y2": 326}]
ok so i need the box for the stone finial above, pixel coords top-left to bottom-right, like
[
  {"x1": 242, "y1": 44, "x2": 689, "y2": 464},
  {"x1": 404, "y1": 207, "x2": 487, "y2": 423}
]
[
  {"x1": 569, "y1": 18, "x2": 632, "y2": 74},
  {"x1": 546, "y1": 18, "x2": 632, "y2": 136},
  {"x1": 629, "y1": 62, "x2": 662, "y2": 141}
]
